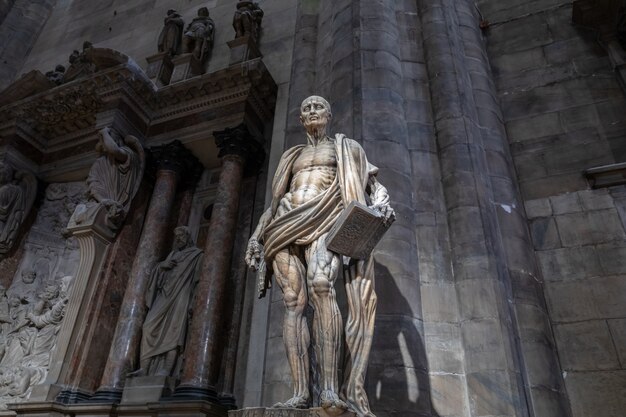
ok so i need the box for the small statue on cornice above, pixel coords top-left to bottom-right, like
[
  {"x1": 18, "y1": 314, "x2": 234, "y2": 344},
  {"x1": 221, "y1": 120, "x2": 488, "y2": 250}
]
[
  {"x1": 0, "y1": 162, "x2": 36, "y2": 259},
  {"x1": 158, "y1": 9, "x2": 184, "y2": 56},
  {"x1": 182, "y1": 7, "x2": 214, "y2": 64},
  {"x1": 233, "y1": 1, "x2": 264, "y2": 41},
  {"x1": 69, "y1": 127, "x2": 145, "y2": 236},
  {"x1": 63, "y1": 41, "x2": 96, "y2": 83},
  {"x1": 44, "y1": 65, "x2": 65, "y2": 86}
]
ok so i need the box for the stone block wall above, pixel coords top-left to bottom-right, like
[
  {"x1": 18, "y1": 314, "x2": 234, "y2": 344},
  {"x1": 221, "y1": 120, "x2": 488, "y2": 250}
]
[
  {"x1": 479, "y1": 1, "x2": 626, "y2": 416},
  {"x1": 528, "y1": 188, "x2": 626, "y2": 417}
]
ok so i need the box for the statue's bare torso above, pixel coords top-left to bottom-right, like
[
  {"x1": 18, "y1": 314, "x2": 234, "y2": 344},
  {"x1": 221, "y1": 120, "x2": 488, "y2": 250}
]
[{"x1": 287, "y1": 140, "x2": 337, "y2": 208}]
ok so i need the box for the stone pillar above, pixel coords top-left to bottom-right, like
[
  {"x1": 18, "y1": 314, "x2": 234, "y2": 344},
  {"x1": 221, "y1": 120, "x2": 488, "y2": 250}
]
[
  {"x1": 173, "y1": 124, "x2": 262, "y2": 402},
  {"x1": 91, "y1": 141, "x2": 201, "y2": 402},
  {"x1": 418, "y1": 1, "x2": 528, "y2": 416}
]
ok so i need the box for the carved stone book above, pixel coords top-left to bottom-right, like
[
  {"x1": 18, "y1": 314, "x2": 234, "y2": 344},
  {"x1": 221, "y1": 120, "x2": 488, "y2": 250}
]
[{"x1": 326, "y1": 200, "x2": 391, "y2": 260}]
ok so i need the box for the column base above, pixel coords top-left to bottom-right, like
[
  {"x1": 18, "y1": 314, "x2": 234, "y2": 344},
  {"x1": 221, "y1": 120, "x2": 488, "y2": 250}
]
[
  {"x1": 167, "y1": 385, "x2": 219, "y2": 403},
  {"x1": 87, "y1": 388, "x2": 123, "y2": 403},
  {"x1": 56, "y1": 388, "x2": 93, "y2": 404},
  {"x1": 228, "y1": 407, "x2": 355, "y2": 417},
  {"x1": 217, "y1": 393, "x2": 237, "y2": 410}
]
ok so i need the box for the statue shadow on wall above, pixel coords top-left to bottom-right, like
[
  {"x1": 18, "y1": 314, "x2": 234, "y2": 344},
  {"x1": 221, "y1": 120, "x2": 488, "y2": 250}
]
[{"x1": 364, "y1": 262, "x2": 441, "y2": 417}]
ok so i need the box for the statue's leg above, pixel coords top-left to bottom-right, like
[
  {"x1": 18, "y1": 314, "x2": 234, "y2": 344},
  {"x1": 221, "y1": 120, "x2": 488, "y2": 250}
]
[
  {"x1": 155, "y1": 349, "x2": 177, "y2": 377},
  {"x1": 272, "y1": 247, "x2": 310, "y2": 408},
  {"x1": 305, "y1": 234, "x2": 347, "y2": 410}
]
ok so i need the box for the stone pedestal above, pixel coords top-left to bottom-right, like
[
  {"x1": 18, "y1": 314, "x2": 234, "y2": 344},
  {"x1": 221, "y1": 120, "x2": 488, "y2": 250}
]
[
  {"x1": 170, "y1": 53, "x2": 202, "y2": 83},
  {"x1": 146, "y1": 52, "x2": 173, "y2": 87},
  {"x1": 229, "y1": 408, "x2": 355, "y2": 417},
  {"x1": 227, "y1": 36, "x2": 261, "y2": 65},
  {"x1": 121, "y1": 377, "x2": 174, "y2": 404}
]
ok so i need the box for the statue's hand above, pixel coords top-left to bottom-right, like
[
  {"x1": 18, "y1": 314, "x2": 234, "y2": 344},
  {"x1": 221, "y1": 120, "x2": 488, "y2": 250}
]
[
  {"x1": 160, "y1": 259, "x2": 176, "y2": 270},
  {"x1": 245, "y1": 237, "x2": 263, "y2": 270},
  {"x1": 370, "y1": 203, "x2": 396, "y2": 225}
]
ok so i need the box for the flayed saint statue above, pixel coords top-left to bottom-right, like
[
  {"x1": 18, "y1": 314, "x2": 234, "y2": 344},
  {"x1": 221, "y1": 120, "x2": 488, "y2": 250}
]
[{"x1": 246, "y1": 96, "x2": 394, "y2": 417}]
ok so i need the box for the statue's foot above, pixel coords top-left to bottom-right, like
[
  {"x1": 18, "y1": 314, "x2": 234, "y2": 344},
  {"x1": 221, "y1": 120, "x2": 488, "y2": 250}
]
[
  {"x1": 272, "y1": 395, "x2": 309, "y2": 409},
  {"x1": 320, "y1": 390, "x2": 348, "y2": 411}
]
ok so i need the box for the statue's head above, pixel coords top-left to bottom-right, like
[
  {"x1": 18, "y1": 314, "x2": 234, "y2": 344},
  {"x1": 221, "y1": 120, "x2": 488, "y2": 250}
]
[
  {"x1": 300, "y1": 95, "x2": 332, "y2": 134},
  {"x1": 0, "y1": 163, "x2": 13, "y2": 185},
  {"x1": 55, "y1": 65, "x2": 65, "y2": 73},
  {"x1": 82, "y1": 41, "x2": 93, "y2": 51},
  {"x1": 173, "y1": 226, "x2": 194, "y2": 250},
  {"x1": 21, "y1": 269, "x2": 36, "y2": 284},
  {"x1": 198, "y1": 7, "x2": 209, "y2": 17},
  {"x1": 166, "y1": 9, "x2": 176, "y2": 16},
  {"x1": 41, "y1": 284, "x2": 59, "y2": 301}
]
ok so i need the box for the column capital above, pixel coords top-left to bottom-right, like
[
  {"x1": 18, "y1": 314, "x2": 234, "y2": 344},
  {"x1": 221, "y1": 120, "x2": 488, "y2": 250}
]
[
  {"x1": 148, "y1": 140, "x2": 203, "y2": 186},
  {"x1": 213, "y1": 123, "x2": 265, "y2": 174}
]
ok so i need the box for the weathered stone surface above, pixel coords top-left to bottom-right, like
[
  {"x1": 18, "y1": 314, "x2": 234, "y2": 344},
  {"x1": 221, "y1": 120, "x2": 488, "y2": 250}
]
[
  {"x1": 564, "y1": 371, "x2": 626, "y2": 417},
  {"x1": 529, "y1": 217, "x2": 561, "y2": 250},
  {"x1": 554, "y1": 321, "x2": 620, "y2": 371},
  {"x1": 607, "y1": 318, "x2": 626, "y2": 366},
  {"x1": 524, "y1": 198, "x2": 552, "y2": 219},
  {"x1": 536, "y1": 246, "x2": 602, "y2": 282},
  {"x1": 555, "y1": 209, "x2": 626, "y2": 247}
]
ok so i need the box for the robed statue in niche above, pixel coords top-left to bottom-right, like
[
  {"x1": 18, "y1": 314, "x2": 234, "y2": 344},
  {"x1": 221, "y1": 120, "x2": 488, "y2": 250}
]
[
  {"x1": 246, "y1": 96, "x2": 394, "y2": 417},
  {"x1": 70, "y1": 127, "x2": 145, "y2": 234},
  {"x1": 132, "y1": 226, "x2": 203, "y2": 377},
  {"x1": 0, "y1": 162, "x2": 36, "y2": 258}
]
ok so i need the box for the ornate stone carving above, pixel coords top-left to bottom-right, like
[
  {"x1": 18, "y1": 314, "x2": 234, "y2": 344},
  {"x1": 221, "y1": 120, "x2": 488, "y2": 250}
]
[
  {"x1": 182, "y1": 7, "x2": 214, "y2": 65},
  {"x1": 0, "y1": 275, "x2": 73, "y2": 408},
  {"x1": 245, "y1": 96, "x2": 394, "y2": 416},
  {"x1": 158, "y1": 9, "x2": 184, "y2": 56},
  {"x1": 0, "y1": 162, "x2": 37, "y2": 259},
  {"x1": 130, "y1": 227, "x2": 203, "y2": 378},
  {"x1": 69, "y1": 127, "x2": 145, "y2": 237},
  {"x1": 233, "y1": 1, "x2": 264, "y2": 41}
]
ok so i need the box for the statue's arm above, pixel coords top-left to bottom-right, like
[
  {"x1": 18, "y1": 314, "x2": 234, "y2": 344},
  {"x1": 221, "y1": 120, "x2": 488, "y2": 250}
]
[
  {"x1": 245, "y1": 207, "x2": 272, "y2": 269},
  {"x1": 99, "y1": 127, "x2": 128, "y2": 163},
  {"x1": 368, "y1": 176, "x2": 395, "y2": 224}
]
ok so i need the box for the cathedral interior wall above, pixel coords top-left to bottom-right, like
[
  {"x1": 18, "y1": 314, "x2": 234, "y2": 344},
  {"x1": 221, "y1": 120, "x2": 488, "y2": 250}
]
[
  {"x1": 0, "y1": 0, "x2": 625, "y2": 416},
  {"x1": 478, "y1": 1, "x2": 626, "y2": 416}
]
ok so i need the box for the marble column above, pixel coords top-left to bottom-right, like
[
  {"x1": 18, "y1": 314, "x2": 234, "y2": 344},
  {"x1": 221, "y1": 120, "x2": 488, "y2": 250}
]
[
  {"x1": 173, "y1": 124, "x2": 263, "y2": 402},
  {"x1": 91, "y1": 141, "x2": 202, "y2": 402}
]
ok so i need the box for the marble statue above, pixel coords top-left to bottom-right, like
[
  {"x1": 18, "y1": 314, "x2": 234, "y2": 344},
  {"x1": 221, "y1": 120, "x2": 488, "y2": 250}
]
[
  {"x1": 133, "y1": 226, "x2": 203, "y2": 377},
  {"x1": 233, "y1": 1, "x2": 264, "y2": 41},
  {"x1": 45, "y1": 65, "x2": 65, "y2": 85},
  {"x1": 233, "y1": 0, "x2": 263, "y2": 40},
  {"x1": 71, "y1": 126, "x2": 145, "y2": 233},
  {"x1": 0, "y1": 162, "x2": 37, "y2": 258},
  {"x1": 182, "y1": 7, "x2": 214, "y2": 64},
  {"x1": 63, "y1": 41, "x2": 96, "y2": 82},
  {"x1": 245, "y1": 96, "x2": 394, "y2": 416},
  {"x1": 158, "y1": 9, "x2": 184, "y2": 56}
]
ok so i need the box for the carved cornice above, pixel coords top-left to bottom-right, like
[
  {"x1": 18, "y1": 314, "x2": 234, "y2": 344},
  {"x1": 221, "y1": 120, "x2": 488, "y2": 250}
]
[{"x1": 0, "y1": 48, "x2": 276, "y2": 179}]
